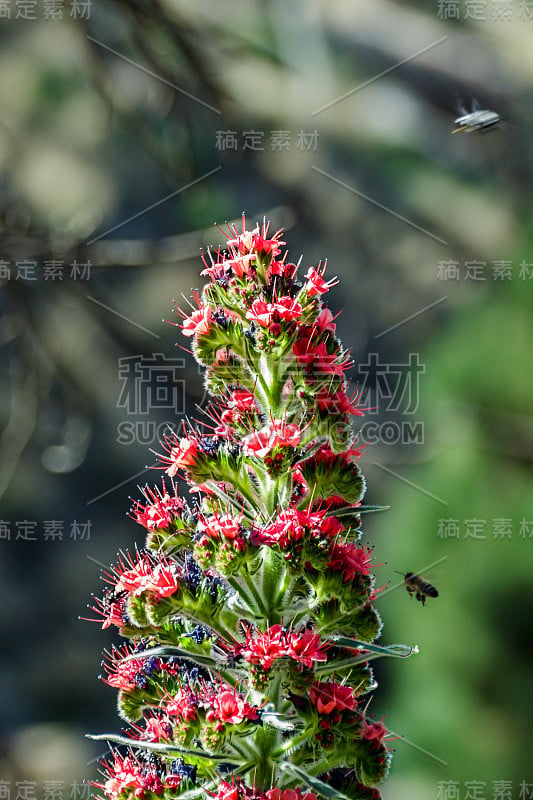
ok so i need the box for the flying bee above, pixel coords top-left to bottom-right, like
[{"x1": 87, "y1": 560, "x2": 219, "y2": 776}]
[
  {"x1": 452, "y1": 97, "x2": 501, "y2": 134},
  {"x1": 396, "y1": 571, "x2": 438, "y2": 606}
]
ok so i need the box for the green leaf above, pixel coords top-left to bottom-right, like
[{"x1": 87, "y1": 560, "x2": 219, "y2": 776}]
[
  {"x1": 121, "y1": 645, "x2": 220, "y2": 669},
  {"x1": 327, "y1": 505, "x2": 390, "y2": 517},
  {"x1": 332, "y1": 637, "x2": 417, "y2": 657},
  {"x1": 85, "y1": 733, "x2": 228, "y2": 761},
  {"x1": 117, "y1": 688, "x2": 158, "y2": 723},
  {"x1": 315, "y1": 640, "x2": 418, "y2": 675}
]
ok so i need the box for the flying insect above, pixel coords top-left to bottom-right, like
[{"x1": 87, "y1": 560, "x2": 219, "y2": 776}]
[
  {"x1": 396, "y1": 571, "x2": 439, "y2": 606},
  {"x1": 452, "y1": 97, "x2": 501, "y2": 134}
]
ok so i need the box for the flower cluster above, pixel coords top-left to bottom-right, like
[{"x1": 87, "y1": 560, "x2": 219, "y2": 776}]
[
  {"x1": 229, "y1": 624, "x2": 328, "y2": 689},
  {"x1": 89, "y1": 217, "x2": 414, "y2": 800},
  {"x1": 140, "y1": 681, "x2": 262, "y2": 751},
  {"x1": 94, "y1": 752, "x2": 196, "y2": 800},
  {"x1": 213, "y1": 779, "x2": 317, "y2": 800},
  {"x1": 287, "y1": 679, "x2": 390, "y2": 772},
  {"x1": 238, "y1": 625, "x2": 327, "y2": 670}
]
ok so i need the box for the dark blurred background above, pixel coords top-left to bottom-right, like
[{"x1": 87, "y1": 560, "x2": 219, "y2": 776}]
[{"x1": 1, "y1": 2, "x2": 532, "y2": 799}]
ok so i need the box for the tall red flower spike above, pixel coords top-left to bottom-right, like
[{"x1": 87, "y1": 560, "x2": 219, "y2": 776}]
[{"x1": 88, "y1": 216, "x2": 417, "y2": 800}]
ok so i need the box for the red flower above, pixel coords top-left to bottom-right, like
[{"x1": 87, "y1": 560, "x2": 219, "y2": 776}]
[
  {"x1": 159, "y1": 435, "x2": 199, "y2": 478},
  {"x1": 273, "y1": 296, "x2": 303, "y2": 321},
  {"x1": 210, "y1": 690, "x2": 258, "y2": 724},
  {"x1": 164, "y1": 776, "x2": 182, "y2": 789},
  {"x1": 256, "y1": 507, "x2": 342, "y2": 549},
  {"x1": 363, "y1": 720, "x2": 387, "y2": 742},
  {"x1": 267, "y1": 790, "x2": 317, "y2": 800},
  {"x1": 252, "y1": 233, "x2": 283, "y2": 256},
  {"x1": 225, "y1": 219, "x2": 260, "y2": 253},
  {"x1": 90, "y1": 592, "x2": 127, "y2": 629},
  {"x1": 267, "y1": 260, "x2": 297, "y2": 280},
  {"x1": 147, "y1": 563, "x2": 181, "y2": 597},
  {"x1": 97, "y1": 754, "x2": 144, "y2": 800},
  {"x1": 145, "y1": 716, "x2": 172, "y2": 742},
  {"x1": 225, "y1": 214, "x2": 285, "y2": 258},
  {"x1": 214, "y1": 408, "x2": 241, "y2": 437},
  {"x1": 312, "y1": 342, "x2": 348, "y2": 376},
  {"x1": 223, "y1": 253, "x2": 256, "y2": 278},
  {"x1": 182, "y1": 306, "x2": 212, "y2": 337},
  {"x1": 240, "y1": 625, "x2": 288, "y2": 670},
  {"x1": 214, "y1": 782, "x2": 241, "y2": 800},
  {"x1": 101, "y1": 647, "x2": 145, "y2": 690},
  {"x1": 309, "y1": 681, "x2": 358, "y2": 714},
  {"x1": 114, "y1": 555, "x2": 154, "y2": 596},
  {"x1": 228, "y1": 390, "x2": 256, "y2": 411},
  {"x1": 245, "y1": 299, "x2": 272, "y2": 327},
  {"x1": 166, "y1": 690, "x2": 197, "y2": 721},
  {"x1": 203, "y1": 514, "x2": 242, "y2": 541},
  {"x1": 327, "y1": 543, "x2": 373, "y2": 582},
  {"x1": 317, "y1": 513, "x2": 345, "y2": 540},
  {"x1": 287, "y1": 630, "x2": 328, "y2": 667},
  {"x1": 291, "y1": 467, "x2": 310, "y2": 500},
  {"x1": 316, "y1": 387, "x2": 365, "y2": 417},
  {"x1": 315, "y1": 307, "x2": 337, "y2": 333},
  {"x1": 245, "y1": 297, "x2": 302, "y2": 328},
  {"x1": 274, "y1": 511, "x2": 305, "y2": 544},
  {"x1": 304, "y1": 263, "x2": 339, "y2": 296},
  {"x1": 312, "y1": 443, "x2": 365, "y2": 467},
  {"x1": 293, "y1": 335, "x2": 317, "y2": 366},
  {"x1": 130, "y1": 485, "x2": 183, "y2": 531},
  {"x1": 114, "y1": 555, "x2": 180, "y2": 598},
  {"x1": 242, "y1": 420, "x2": 301, "y2": 458}
]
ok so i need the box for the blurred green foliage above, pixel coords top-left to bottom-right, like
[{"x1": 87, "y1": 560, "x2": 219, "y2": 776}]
[{"x1": 375, "y1": 278, "x2": 533, "y2": 796}]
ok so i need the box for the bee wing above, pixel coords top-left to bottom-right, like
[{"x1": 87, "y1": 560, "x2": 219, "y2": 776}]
[
  {"x1": 454, "y1": 93, "x2": 468, "y2": 115},
  {"x1": 420, "y1": 576, "x2": 439, "y2": 597},
  {"x1": 471, "y1": 97, "x2": 480, "y2": 111}
]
